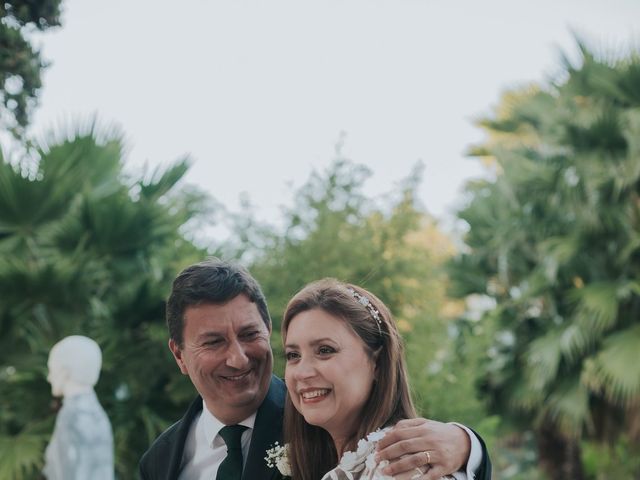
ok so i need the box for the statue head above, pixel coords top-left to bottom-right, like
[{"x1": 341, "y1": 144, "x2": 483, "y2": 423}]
[{"x1": 47, "y1": 336, "x2": 102, "y2": 397}]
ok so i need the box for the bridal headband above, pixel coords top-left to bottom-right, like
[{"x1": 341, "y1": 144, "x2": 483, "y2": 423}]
[{"x1": 347, "y1": 288, "x2": 383, "y2": 330}]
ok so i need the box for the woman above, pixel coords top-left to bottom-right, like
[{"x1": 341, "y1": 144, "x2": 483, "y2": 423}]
[{"x1": 281, "y1": 279, "x2": 462, "y2": 480}]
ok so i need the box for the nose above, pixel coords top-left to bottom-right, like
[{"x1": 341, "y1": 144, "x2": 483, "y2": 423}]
[
  {"x1": 289, "y1": 356, "x2": 317, "y2": 382},
  {"x1": 226, "y1": 338, "x2": 250, "y2": 369}
]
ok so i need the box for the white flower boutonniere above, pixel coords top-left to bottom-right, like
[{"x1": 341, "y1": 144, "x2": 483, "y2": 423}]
[{"x1": 265, "y1": 442, "x2": 291, "y2": 477}]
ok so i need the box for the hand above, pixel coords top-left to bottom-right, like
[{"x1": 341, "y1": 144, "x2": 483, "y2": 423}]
[{"x1": 375, "y1": 418, "x2": 470, "y2": 480}]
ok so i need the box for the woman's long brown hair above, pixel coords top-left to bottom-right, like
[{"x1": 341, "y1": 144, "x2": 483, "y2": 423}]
[{"x1": 282, "y1": 278, "x2": 417, "y2": 480}]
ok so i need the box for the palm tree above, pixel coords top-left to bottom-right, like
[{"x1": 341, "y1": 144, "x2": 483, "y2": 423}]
[
  {"x1": 0, "y1": 124, "x2": 209, "y2": 479},
  {"x1": 449, "y1": 41, "x2": 640, "y2": 479}
]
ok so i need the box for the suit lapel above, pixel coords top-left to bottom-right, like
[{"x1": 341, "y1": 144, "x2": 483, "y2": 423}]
[
  {"x1": 167, "y1": 397, "x2": 203, "y2": 480},
  {"x1": 243, "y1": 376, "x2": 286, "y2": 480}
]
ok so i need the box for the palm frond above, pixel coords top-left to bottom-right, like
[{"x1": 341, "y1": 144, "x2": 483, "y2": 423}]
[
  {"x1": 542, "y1": 378, "x2": 591, "y2": 438},
  {"x1": 571, "y1": 282, "x2": 620, "y2": 335},
  {"x1": 507, "y1": 375, "x2": 546, "y2": 412},
  {"x1": 558, "y1": 323, "x2": 592, "y2": 363},
  {"x1": 582, "y1": 324, "x2": 640, "y2": 406},
  {"x1": 138, "y1": 156, "x2": 191, "y2": 200},
  {"x1": 36, "y1": 120, "x2": 125, "y2": 194},
  {"x1": 525, "y1": 330, "x2": 562, "y2": 390},
  {"x1": 538, "y1": 235, "x2": 581, "y2": 276},
  {"x1": 0, "y1": 433, "x2": 48, "y2": 480},
  {"x1": 0, "y1": 160, "x2": 74, "y2": 235}
]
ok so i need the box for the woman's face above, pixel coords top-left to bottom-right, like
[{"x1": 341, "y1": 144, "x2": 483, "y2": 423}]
[{"x1": 284, "y1": 308, "x2": 376, "y2": 445}]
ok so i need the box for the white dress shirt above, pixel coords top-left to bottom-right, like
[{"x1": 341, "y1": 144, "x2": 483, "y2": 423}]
[
  {"x1": 176, "y1": 401, "x2": 482, "y2": 479},
  {"x1": 178, "y1": 400, "x2": 256, "y2": 480},
  {"x1": 450, "y1": 423, "x2": 482, "y2": 479}
]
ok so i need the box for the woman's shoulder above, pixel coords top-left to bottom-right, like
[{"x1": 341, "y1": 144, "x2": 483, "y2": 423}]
[
  {"x1": 322, "y1": 428, "x2": 393, "y2": 480},
  {"x1": 322, "y1": 426, "x2": 458, "y2": 480}
]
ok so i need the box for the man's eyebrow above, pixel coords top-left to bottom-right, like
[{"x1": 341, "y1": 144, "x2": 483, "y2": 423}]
[
  {"x1": 195, "y1": 332, "x2": 224, "y2": 341},
  {"x1": 238, "y1": 323, "x2": 261, "y2": 331}
]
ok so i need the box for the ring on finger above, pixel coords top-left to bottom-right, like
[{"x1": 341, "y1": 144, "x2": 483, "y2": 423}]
[
  {"x1": 422, "y1": 450, "x2": 432, "y2": 465},
  {"x1": 412, "y1": 466, "x2": 427, "y2": 479}
]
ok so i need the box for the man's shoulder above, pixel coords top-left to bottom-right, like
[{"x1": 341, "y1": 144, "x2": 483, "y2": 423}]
[
  {"x1": 269, "y1": 375, "x2": 286, "y2": 399},
  {"x1": 140, "y1": 418, "x2": 183, "y2": 465},
  {"x1": 260, "y1": 375, "x2": 286, "y2": 416},
  {"x1": 139, "y1": 397, "x2": 203, "y2": 478}
]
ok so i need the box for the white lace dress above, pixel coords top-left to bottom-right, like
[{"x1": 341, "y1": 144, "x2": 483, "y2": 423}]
[{"x1": 321, "y1": 428, "x2": 462, "y2": 480}]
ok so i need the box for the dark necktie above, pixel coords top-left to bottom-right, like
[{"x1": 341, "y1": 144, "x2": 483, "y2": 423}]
[{"x1": 216, "y1": 425, "x2": 248, "y2": 480}]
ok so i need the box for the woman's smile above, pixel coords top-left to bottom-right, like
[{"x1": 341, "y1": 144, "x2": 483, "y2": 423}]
[
  {"x1": 284, "y1": 308, "x2": 376, "y2": 443},
  {"x1": 299, "y1": 387, "x2": 332, "y2": 402}
]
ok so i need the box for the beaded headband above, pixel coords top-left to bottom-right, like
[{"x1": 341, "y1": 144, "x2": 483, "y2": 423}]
[{"x1": 347, "y1": 287, "x2": 382, "y2": 331}]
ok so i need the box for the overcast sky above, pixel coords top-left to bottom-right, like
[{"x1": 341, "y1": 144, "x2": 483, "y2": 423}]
[{"x1": 24, "y1": 0, "x2": 640, "y2": 238}]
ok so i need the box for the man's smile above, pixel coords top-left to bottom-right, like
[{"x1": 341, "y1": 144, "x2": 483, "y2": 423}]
[{"x1": 220, "y1": 369, "x2": 253, "y2": 382}]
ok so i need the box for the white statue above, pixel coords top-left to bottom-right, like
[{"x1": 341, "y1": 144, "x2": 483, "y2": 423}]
[{"x1": 43, "y1": 335, "x2": 114, "y2": 480}]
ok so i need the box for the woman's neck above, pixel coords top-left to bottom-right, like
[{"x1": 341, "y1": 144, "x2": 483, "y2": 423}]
[
  {"x1": 331, "y1": 433, "x2": 351, "y2": 458},
  {"x1": 329, "y1": 420, "x2": 359, "y2": 457}
]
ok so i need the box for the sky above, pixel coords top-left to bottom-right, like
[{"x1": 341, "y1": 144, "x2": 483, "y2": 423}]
[{"x1": 23, "y1": 0, "x2": 640, "y2": 239}]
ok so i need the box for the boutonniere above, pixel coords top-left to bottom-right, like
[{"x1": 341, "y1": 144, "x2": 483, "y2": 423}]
[{"x1": 265, "y1": 441, "x2": 291, "y2": 477}]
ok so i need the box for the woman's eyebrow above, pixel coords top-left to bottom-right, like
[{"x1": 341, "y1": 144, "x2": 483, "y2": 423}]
[{"x1": 285, "y1": 337, "x2": 336, "y2": 349}]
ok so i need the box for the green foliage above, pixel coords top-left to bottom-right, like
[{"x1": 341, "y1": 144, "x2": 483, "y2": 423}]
[
  {"x1": 228, "y1": 152, "x2": 475, "y2": 423},
  {"x1": 450, "y1": 39, "x2": 640, "y2": 478},
  {"x1": 0, "y1": 431, "x2": 50, "y2": 480},
  {"x1": 472, "y1": 419, "x2": 544, "y2": 480},
  {"x1": 0, "y1": 0, "x2": 62, "y2": 136},
  {"x1": 1, "y1": 129, "x2": 490, "y2": 478},
  {"x1": 0, "y1": 125, "x2": 210, "y2": 479},
  {"x1": 582, "y1": 435, "x2": 640, "y2": 479}
]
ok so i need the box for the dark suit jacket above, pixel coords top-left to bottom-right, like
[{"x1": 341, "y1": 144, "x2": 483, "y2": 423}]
[
  {"x1": 472, "y1": 428, "x2": 492, "y2": 480},
  {"x1": 139, "y1": 375, "x2": 286, "y2": 480},
  {"x1": 140, "y1": 374, "x2": 491, "y2": 480}
]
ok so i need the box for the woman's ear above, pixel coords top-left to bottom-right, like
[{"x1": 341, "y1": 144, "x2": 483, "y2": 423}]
[{"x1": 372, "y1": 347, "x2": 382, "y2": 377}]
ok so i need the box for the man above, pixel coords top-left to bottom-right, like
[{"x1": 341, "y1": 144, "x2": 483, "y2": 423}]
[{"x1": 140, "y1": 259, "x2": 491, "y2": 479}]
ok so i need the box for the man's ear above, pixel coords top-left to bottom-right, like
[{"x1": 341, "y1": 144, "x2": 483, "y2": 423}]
[{"x1": 168, "y1": 339, "x2": 189, "y2": 375}]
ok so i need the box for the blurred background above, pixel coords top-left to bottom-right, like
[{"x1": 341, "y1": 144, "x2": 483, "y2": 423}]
[{"x1": 1, "y1": 0, "x2": 639, "y2": 478}]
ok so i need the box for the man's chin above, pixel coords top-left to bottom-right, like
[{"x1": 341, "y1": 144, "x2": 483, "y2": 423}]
[
  {"x1": 224, "y1": 382, "x2": 271, "y2": 410},
  {"x1": 202, "y1": 385, "x2": 271, "y2": 422},
  {"x1": 226, "y1": 384, "x2": 265, "y2": 404}
]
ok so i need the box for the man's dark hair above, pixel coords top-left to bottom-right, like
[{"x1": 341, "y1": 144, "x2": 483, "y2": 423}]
[{"x1": 166, "y1": 258, "x2": 271, "y2": 347}]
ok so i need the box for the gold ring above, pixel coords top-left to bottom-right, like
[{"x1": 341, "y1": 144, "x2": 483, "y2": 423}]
[{"x1": 424, "y1": 450, "x2": 431, "y2": 465}]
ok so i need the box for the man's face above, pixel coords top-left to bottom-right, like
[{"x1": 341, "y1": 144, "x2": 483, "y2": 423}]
[{"x1": 169, "y1": 294, "x2": 273, "y2": 424}]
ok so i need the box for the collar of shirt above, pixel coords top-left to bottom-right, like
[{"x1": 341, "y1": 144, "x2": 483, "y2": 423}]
[
  {"x1": 178, "y1": 400, "x2": 258, "y2": 480},
  {"x1": 201, "y1": 399, "x2": 257, "y2": 450}
]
